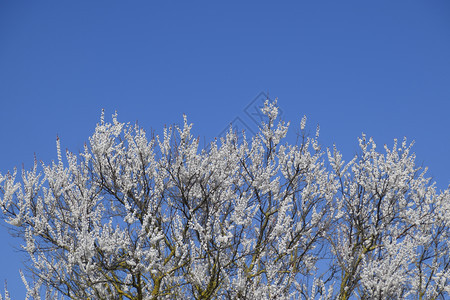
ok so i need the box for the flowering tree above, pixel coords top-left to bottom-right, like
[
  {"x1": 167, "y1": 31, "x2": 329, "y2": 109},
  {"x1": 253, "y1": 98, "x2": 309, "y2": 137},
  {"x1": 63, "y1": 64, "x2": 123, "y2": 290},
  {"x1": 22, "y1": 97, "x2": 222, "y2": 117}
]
[
  {"x1": 0, "y1": 100, "x2": 449, "y2": 299},
  {"x1": 328, "y1": 136, "x2": 450, "y2": 299}
]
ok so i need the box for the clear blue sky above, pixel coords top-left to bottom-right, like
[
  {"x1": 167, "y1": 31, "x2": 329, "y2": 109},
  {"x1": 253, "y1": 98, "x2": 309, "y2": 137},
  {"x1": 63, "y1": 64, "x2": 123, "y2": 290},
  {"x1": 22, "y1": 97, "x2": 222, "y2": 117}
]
[{"x1": 1, "y1": 1, "x2": 449, "y2": 298}]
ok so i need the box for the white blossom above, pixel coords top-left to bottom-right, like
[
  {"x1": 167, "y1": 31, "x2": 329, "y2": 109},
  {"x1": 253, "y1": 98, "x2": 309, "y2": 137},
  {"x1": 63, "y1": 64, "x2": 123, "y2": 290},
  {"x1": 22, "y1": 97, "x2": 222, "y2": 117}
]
[{"x1": 0, "y1": 101, "x2": 448, "y2": 299}]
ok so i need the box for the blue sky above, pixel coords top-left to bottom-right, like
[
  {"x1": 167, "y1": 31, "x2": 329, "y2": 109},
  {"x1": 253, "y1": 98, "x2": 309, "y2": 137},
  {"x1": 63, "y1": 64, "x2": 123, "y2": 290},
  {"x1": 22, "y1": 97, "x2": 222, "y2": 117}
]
[{"x1": 1, "y1": 1, "x2": 449, "y2": 297}]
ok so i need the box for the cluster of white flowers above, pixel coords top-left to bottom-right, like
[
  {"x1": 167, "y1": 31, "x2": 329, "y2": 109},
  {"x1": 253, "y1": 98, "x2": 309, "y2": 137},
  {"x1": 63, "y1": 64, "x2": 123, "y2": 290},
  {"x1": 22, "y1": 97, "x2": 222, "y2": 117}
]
[{"x1": 0, "y1": 100, "x2": 448, "y2": 299}]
